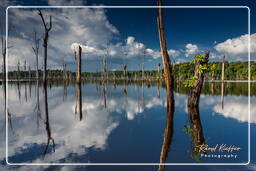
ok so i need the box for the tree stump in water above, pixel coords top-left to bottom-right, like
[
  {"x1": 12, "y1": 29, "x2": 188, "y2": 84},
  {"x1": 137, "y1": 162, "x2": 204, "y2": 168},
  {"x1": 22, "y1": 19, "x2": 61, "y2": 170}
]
[{"x1": 188, "y1": 52, "x2": 210, "y2": 107}]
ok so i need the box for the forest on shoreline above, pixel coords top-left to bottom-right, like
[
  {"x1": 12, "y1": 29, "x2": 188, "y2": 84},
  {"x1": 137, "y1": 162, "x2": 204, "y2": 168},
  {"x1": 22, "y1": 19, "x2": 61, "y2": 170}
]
[{"x1": 3, "y1": 61, "x2": 255, "y2": 81}]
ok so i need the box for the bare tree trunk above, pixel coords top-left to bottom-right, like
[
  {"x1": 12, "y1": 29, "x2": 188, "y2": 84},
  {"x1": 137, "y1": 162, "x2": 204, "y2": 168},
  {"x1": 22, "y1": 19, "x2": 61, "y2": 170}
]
[
  {"x1": 156, "y1": 2, "x2": 175, "y2": 169},
  {"x1": 221, "y1": 55, "x2": 225, "y2": 109},
  {"x1": 221, "y1": 55, "x2": 225, "y2": 82},
  {"x1": 157, "y1": 63, "x2": 161, "y2": 80},
  {"x1": 38, "y1": 10, "x2": 52, "y2": 82},
  {"x1": 156, "y1": 0, "x2": 175, "y2": 117},
  {"x1": 32, "y1": 30, "x2": 40, "y2": 80},
  {"x1": 76, "y1": 46, "x2": 82, "y2": 83}
]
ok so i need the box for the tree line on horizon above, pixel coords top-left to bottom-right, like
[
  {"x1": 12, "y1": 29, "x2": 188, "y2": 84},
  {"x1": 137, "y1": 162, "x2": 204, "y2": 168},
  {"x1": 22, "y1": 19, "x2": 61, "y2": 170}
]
[{"x1": 4, "y1": 61, "x2": 255, "y2": 81}]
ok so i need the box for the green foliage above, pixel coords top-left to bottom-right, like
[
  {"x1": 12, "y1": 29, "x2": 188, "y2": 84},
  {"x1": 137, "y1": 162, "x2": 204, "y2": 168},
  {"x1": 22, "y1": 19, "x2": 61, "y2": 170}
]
[
  {"x1": 3, "y1": 61, "x2": 254, "y2": 81},
  {"x1": 183, "y1": 76, "x2": 198, "y2": 88}
]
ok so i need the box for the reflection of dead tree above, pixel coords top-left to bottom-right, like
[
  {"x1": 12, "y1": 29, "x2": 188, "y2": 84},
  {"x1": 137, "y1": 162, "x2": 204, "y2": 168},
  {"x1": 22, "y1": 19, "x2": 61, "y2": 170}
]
[
  {"x1": 186, "y1": 102, "x2": 205, "y2": 161},
  {"x1": 62, "y1": 79, "x2": 68, "y2": 101},
  {"x1": 157, "y1": 80, "x2": 161, "y2": 98},
  {"x1": 158, "y1": 90, "x2": 174, "y2": 171},
  {"x1": 32, "y1": 30, "x2": 40, "y2": 80},
  {"x1": 157, "y1": 1, "x2": 175, "y2": 170},
  {"x1": 17, "y1": 81, "x2": 21, "y2": 104},
  {"x1": 75, "y1": 82, "x2": 83, "y2": 120},
  {"x1": 25, "y1": 81, "x2": 27, "y2": 102},
  {"x1": 102, "y1": 82, "x2": 107, "y2": 109},
  {"x1": 221, "y1": 81, "x2": 225, "y2": 109},
  {"x1": 140, "y1": 80, "x2": 145, "y2": 113},
  {"x1": 42, "y1": 81, "x2": 55, "y2": 157},
  {"x1": 34, "y1": 79, "x2": 41, "y2": 128},
  {"x1": 38, "y1": 10, "x2": 52, "y2": 82},
  {"x1": 1, "y1": 27, "x2": 7, "y2": 120},
  {"x1": 7, "y1": 111, "x2": 15, "y2": 135},
  {"x1": 123, "y1": 64, "x2": 127, "y2": 80},
  {"x1": 186, "y1": 52, "x2": 209, "y2": 162}
]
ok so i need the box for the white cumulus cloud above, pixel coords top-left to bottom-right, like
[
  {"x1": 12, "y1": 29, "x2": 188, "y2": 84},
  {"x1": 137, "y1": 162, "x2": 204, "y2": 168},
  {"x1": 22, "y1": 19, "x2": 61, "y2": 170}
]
[
  {"x1": 185, "y1": 43, "x2": 198, "y2": 57},
  {"x1": 214, "y1": 33, "x2": 256, "y2": 55}
]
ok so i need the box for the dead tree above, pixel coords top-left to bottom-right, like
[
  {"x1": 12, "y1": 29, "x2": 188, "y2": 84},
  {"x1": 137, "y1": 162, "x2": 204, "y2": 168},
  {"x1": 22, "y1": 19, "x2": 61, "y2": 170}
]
[
  {"x1": 187, "y1": 52, "x2": 210, "y2": 107},
  {"x1": 17, "y1": 60, "x2": 20, "y2": 80},
  {"x1": 157, "y1": 63, "x2": 161, "y2": 80},
  {"x1": 32, "y1": 30, "x2": 40, "y2": 80},
  {"x1": 185, "y1": 52, "x2": 209, "y2": 162},
  {"x1": 221, "y1": 55, "x2": 225, "y2": 82},
  {"x1": 141, "y1": 49, "x2": 145, "y2": 81},
  {"x1": 156, "y1": 1, "x2": 175, "y2": 169},
  {"x1": 76, "y1": 46, "x2": 82, "y2": 83},
  {"x1": 156, "y1": 0, "x2": 175, "y2": 120},
  {"x1": 74, "y1": 45, "x2": 83, "y2": 120},
  {"x1": 123, "y1": 64, "x2": 127, "y2": 80},
  {"x1": 38, "y1": 10, "x2": 52, "y2": 82},
  {"x1": 103, "y1": 48, "x2": 108, "y2": 81},
  {"x1": 1, "y1": 28, "x2": 6, "y2": 82},
  {"x1": 221, "y1": 55, "x2": 225, "y2": 109}
]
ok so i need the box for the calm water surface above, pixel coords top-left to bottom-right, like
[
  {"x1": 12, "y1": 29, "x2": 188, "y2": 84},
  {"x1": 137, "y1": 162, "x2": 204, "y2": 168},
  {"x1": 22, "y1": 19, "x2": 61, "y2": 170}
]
[{"x1": 0, "y1": 81, "x2": 254, "y2": 170}]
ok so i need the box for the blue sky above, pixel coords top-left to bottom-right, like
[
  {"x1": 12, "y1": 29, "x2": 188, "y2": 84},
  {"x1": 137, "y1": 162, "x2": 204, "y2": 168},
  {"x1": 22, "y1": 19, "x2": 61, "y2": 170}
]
[{"x1": 0, "y1": 0, "x2": 255, "y2": 72}]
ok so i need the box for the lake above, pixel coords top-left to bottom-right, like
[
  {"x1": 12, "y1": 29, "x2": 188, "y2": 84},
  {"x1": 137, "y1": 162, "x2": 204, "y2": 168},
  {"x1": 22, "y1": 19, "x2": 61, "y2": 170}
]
[{"x1": 0, "y1": 81, "x2": 254, "y2": 170}]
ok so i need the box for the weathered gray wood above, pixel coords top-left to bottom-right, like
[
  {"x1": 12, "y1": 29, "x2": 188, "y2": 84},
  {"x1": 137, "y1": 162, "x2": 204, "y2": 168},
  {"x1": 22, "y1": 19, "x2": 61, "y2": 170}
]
[{"x1": 38, "y1": 10, "x2": 52, "y2": 82}]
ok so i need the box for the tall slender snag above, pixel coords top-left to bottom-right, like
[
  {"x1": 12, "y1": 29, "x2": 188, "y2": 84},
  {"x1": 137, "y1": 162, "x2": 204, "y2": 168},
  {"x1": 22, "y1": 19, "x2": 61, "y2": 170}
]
[
  {"x1": 157, "y1": 1, "x2": 175, "y2": 169},
  {"x1": 38, "y1": 10, "x2": 52, "y2": 82},
  {"x1": 221, "y1": 55, "x2": 225, "y2": 109},
  {"x1": 76, "y1": 46, "x2": 82, "y2": 83},
  {"x1": 32, "y1": 30, "x2": 40, "y2": 79}
]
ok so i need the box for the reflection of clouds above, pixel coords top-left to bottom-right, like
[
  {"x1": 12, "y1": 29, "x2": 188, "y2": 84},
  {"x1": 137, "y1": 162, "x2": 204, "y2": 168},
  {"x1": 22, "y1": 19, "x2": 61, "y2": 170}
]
[
  {"x1": 2, "y1": 84, "x2": 254, "y2": 166},
  {"x1": 4, "y1": 84, "x2": 166, "y2": 164},
  {"x1": 175, "y1": 93, "x2": 255, "y2": 124},
  {"x1": 200, "y1": 95, "x2": 255, "y2": 124},
  {"x1": 213, "y1": 96, "x2": 255, "y2": 123}
]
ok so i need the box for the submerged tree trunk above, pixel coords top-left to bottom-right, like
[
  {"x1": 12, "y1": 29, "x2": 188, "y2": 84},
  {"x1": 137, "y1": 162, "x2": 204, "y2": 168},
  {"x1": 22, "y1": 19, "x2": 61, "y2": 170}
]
[
  {"x1": 187, "y1": 52, "x2": 210, "y2": 107},
  {"x1": 157, "y1": 0, "x2": 175, "y2": 170}
]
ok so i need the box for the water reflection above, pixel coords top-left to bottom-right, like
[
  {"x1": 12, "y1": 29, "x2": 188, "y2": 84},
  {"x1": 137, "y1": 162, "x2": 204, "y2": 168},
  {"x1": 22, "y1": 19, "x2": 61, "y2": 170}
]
[
  {"x1": 158, "y1": 88, "x2": 174, "y2": 171},
  {"x1": 42, "y1": 80, "x2": 55, "y2": 157},
  {"x1": 75, "y1": 82, "x2": 83, "y2": 120},
  {"x1": 1, "y1": 81, "x2": 251, "y2": 165},
  {"x1": 186, "y1": 100, "x2": 205, "y2": 162}
]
